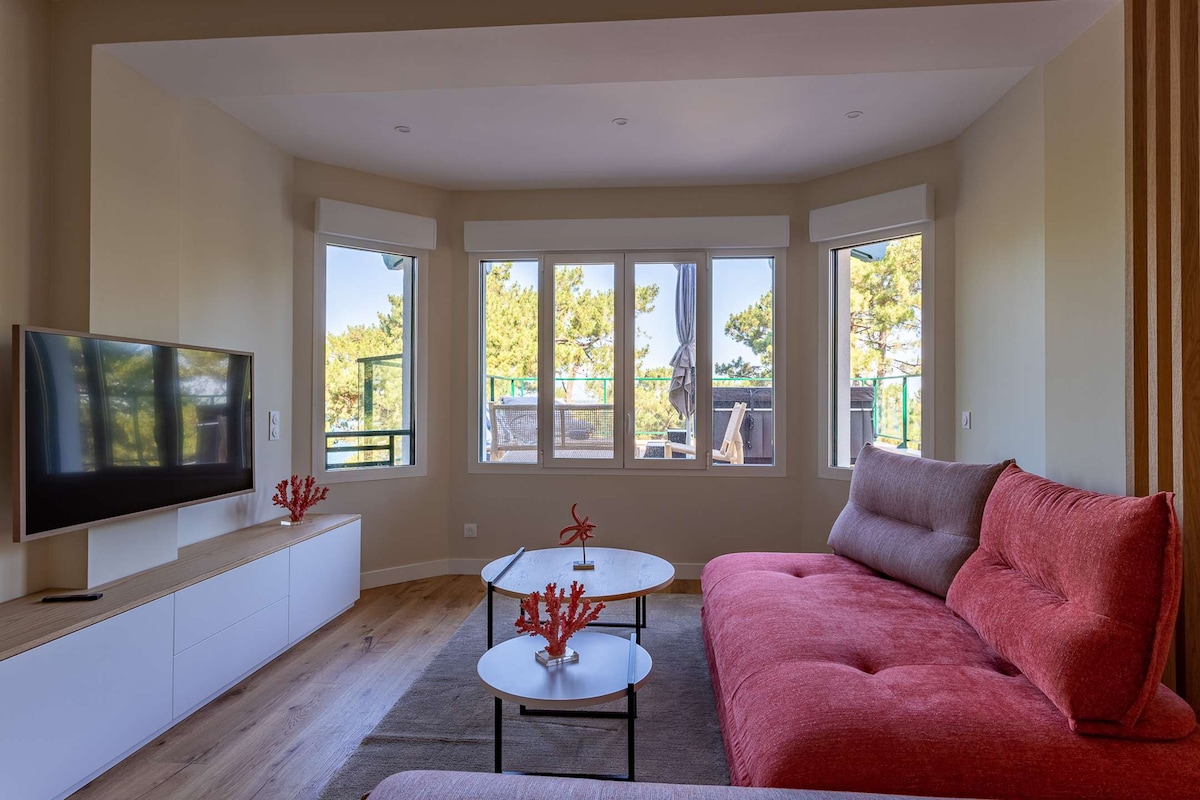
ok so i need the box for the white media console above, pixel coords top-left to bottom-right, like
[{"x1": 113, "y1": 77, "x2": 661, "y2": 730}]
[{"x1": 0, "y1": 514, "x2": 361, "y2": 800}]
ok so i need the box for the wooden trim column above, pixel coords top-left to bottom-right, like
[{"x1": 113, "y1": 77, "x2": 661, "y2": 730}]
[{"x1": 1127, "y1": 0, "x2": 1200, "y2": 706}]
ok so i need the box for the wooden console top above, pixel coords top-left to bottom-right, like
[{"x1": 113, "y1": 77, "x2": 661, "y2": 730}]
[{"x1": 0, "y1": 513, "x2": 361, "y2": 662}]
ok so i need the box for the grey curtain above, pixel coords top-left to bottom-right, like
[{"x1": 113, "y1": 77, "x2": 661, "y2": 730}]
[{"x1": 668, "y1": 262, "x2": 697, "y2": 420}]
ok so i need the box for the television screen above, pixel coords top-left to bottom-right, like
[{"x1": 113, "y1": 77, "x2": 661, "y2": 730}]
[{"x1": 17, "y1": 327, "x2": 253, "y2": 540}]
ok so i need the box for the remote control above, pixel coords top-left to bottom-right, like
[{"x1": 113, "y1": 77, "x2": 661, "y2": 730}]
[{"x1": 41, "y1": 593, "x2": 104, "y2": 603}]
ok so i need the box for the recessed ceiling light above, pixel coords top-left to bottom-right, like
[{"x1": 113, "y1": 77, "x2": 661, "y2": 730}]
[
  {"x1": 612, "y1": 117, "x2": 629, "y2": 126},
  {"x1": 844, "y1": 111, "x2": 863, "y2": 119},
  {"x1": 394, "y1": 125, "x2": 412, "y2": 133}
]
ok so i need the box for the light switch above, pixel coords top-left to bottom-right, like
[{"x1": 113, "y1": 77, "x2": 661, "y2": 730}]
[{"x1": 268, "y1": 410, "x2": 281, "y2": 441}]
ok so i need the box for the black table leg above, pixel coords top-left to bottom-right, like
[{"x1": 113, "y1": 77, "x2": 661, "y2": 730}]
[
  {"x1": 627, "y1": 688, "x2": 637, "y2": 781},
  {"x1": 494, "y1": 697, "x2": 503, "y2": 773},
  {"x1": 487, "y1": 582, "x2": 494, "y2": 650}
]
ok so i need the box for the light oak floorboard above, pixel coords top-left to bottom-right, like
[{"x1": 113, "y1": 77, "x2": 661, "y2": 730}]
[{"x1": 69, "y1": 575, "x2": 701, "y2": 800}]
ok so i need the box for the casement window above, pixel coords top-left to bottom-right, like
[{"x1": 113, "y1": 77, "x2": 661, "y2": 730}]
[
  {"x1": 471, "y1": 243, "x2": 786, "y2": 475},
  {"x1": 813, "y1": 186, "x2": 935, "y2": 479},
  {"x1": 313, "y1": 200, "x2": 433, "y2": 481}
]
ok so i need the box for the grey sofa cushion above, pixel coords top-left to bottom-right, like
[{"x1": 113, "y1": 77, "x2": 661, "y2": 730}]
[
  {"x1": 368, "y1": 771, "x2": 937, "y2": 800},
  {"x1": 827, "y1": 444, "x2": 1011, "y2": 597}
]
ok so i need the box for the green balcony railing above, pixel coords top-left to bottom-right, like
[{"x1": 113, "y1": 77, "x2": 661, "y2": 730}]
[
  {"x1": 484, "y1": 375, "x2": 774, "y2": 438},
  {"x1": 484, "y1": 372, "x2": 920, "y2": 452},
  {"x1": 485, "y1": 374, "x2": 772, "y2": 404},
  {"x1": 325, "y1": 428, "x2": 413, "y2": 469},
  {"x1": 852, "y1": 374, "x2": 921, "y2": 452}
]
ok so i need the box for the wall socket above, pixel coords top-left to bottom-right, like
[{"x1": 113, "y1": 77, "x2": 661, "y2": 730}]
[
  {"x1": 961, "y1": 411, "x2": 972, "y2": 430},
  {"x1": 268, "y1": 410, "x2": 281, "y2": 441},
  {"x1": 463, "y1": 523, "x2": 478, "y2": 538}
]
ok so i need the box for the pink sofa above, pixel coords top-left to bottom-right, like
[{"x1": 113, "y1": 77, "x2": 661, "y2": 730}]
[{"x1": 702, "y1": 454, "x2": 1200, "y2": 799}]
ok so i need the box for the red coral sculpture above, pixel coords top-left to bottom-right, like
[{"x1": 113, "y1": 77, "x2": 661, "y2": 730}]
[
  {"x1": 515, "y1": 581, "x2": 605, "y2": 658},
  {"x1": 272, "y1": 475, "x2": 330, "y2": 523},
  {"x1": 559, "y1": 503, "x2": 598, "y2": 563}
]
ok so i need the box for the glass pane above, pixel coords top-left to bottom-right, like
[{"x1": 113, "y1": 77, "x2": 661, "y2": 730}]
[
  {"x1": 553, "y1": 262, "x2": 616, "y2": 459},
  {"x1": 98, "y1": 340, "x2": 159, "y2": 467},
  {"x1": 830, "y1": 234, "x2": 922, "y2": 468},
  {"x1": 712, "y1": 257, "x2": 775, "y2": 466},
  {"x1": 481, "y1": 259, "x2": 540, "y2": 463},
  {"x1": 324, "y1": 243, "x2": 413, "y2": 470},
  {"x1": 633, "y1": 261, "x2": 696, "y2": 461},
  {"x1": 177, "y1": 348, "x2": 235, "y2": 466}
]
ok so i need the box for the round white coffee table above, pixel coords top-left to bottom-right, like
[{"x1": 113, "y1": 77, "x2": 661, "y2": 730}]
[
  {"x1": 477, "y1": 631, "x2": 652, "y2": 781},
  {"x1": 480, "y1": 546, "x2": 675, "y2": 647}
]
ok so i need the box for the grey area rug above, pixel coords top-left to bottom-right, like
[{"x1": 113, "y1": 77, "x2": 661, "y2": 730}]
[{"x1": 317, "y1": 593, "x2": 729, "y2": 799}]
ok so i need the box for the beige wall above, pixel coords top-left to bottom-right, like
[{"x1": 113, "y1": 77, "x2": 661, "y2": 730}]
[
  {"x1": 175, "y1": 96, "x2": 295, "y2": 544},
  {"x1": 85, "y1": 52, "x2": 184, "y2": 583},
  {"x1": 291, "y1": 160, "x2": 454, "y2": 579},
  {"x1": 954, "y1": 8, "x2": 1125, "y2": 492},
  {"x1": 0, "y1": 0, "x2": 50, "y2": 602},
  {"x1": 40, "y1": 50, "x2": 296, "y2": 589},
  {"x1": 1043, "y1": 8, "x2": 1125, "y2": 495},
  {"x1": 954, "y1": 69, "x2": 1047, "y2": 472},
  {"x1": 448, "y1": 144, "x2": 957, "y2": 572}
]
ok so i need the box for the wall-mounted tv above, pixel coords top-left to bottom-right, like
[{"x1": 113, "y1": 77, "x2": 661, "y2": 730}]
[{"x1": 14, "y1": 326, "x2": 254, "y2": 542}]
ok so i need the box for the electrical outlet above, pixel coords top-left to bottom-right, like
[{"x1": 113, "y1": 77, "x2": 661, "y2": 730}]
[
  {"x1": 464, "y1": 523, "x2": 478, "y2": 538},
  {"x1": 961, "y1": 411, "x2": 972, "y2": 430},
  {"x1": 268, "y1": 410, "x2": 281, "y2": 441}
]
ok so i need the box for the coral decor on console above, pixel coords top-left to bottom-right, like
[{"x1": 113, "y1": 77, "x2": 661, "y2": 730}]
[
  {"x1": 273, "y1": 475, "x2": 330, "y2": 525},
  {"x1": 559, "y1": 503, "x2": 598, "y2": 570},
  {"x1": 515, "y1": 581, "x2": 605, "y2": 666}
]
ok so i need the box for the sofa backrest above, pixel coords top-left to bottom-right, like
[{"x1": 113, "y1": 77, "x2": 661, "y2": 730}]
[{"x1": 947, "y1": 464, "x2": 1190, "y2": 739}]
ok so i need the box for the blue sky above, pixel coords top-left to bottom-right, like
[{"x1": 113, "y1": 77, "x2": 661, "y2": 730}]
[
  {"x1": 326, "y1": 245, "x2": 406, "y2": 333},
  {"x1": 326, "y1": 245, "x2": 773, "y2": 376}
]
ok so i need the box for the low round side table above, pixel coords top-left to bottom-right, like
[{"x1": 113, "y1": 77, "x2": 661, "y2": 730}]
[
  {"x1": 477, "y1": 631, "x2": 652, "y2": 781},
  {"x1": 480, "y1": 546, "x2": 675, "y2": 648}
]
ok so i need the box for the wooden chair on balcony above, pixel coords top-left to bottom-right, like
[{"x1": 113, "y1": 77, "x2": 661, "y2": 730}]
[{"x1": 664, "y1": 401, "x2": 747, "y2": 465}]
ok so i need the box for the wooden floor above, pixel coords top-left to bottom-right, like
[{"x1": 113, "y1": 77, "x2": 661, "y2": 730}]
[{"x1": 69, "y1": 575, "x2": 701, "y2": 800}]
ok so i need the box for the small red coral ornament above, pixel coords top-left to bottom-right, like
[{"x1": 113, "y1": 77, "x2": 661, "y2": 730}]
[
  {"x1": 515, "y1": 581, "x2": 605, "y2": 659},
  {"x1": 272, "y1": 475, "x2": 330, "y2": 524},
  {"x1": 559, "y1": 503, "x2": 598, "y2": 569}
]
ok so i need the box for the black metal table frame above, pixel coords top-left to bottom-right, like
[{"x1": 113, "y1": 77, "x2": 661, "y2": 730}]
[
  {"x1": 485, "y1": 547, "x2": 651, "y2": 650},
  {"x1": 493, "y1": 632, "x2": 640, "y2": 781}
]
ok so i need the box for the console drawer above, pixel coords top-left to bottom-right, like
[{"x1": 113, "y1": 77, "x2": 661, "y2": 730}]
[
  {"x1": 174, "y1": 548, "x2": 289, "y2": 654},
  {"x1": 173, "y1": 596, "x2": 288, "y2": 718}
]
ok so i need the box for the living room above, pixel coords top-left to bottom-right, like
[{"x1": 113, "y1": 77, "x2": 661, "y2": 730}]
[{"x1": 1, "y1": 0, "x2": 1193, "y2": 798}]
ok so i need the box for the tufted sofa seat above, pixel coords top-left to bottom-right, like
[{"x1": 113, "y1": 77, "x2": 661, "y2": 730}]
[{"x1": 701, "y1": 552, "x2": 1200, "y2": 799}]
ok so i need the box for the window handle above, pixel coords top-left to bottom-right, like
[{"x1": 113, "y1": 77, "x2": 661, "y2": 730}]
[{"x1": 626, "y1": 412, "x2": 633, "y2": 437}]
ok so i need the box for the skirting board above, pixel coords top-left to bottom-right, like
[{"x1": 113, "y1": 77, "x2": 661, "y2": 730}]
[{"x1": 360, "y1": 559, "x2": 704, "y2": 590}]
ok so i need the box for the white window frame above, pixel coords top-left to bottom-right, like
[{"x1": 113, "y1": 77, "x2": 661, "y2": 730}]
[
  {"x1": 313, "y1": 232, "x2": 428, "y2": 483},
  {"x1": 468, "y1": 247, "x2": 786, "y2": 477},
  {"x1": 542, "y1": 252, "x2": 627, "y2": 470},
  {"x1": 622, "y1": 251, "x2": 709, "y2": 472},
  {"x1": 816, "y1": 222, "x2": 934, "y2": 481}
]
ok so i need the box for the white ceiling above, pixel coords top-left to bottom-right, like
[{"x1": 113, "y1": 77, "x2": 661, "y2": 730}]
[{"x1": 103, "y1": 0, "x2": 1118, "y2": 190}]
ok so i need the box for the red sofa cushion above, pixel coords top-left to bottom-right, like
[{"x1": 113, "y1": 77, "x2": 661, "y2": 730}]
[
  {"x1": 946, "y1": 465, "x2": 1184, "y2": 735},
  {"x1": 702, "y1": 552, "x2": 1200, "y2": 798}
]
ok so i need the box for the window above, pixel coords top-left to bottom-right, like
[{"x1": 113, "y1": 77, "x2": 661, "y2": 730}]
[
  {"x1": 823, "y1": 230, "x2": 926, "y2": 473},
  {"x1": 712, "y1": 256, "x2": 777, "y2": 467},
  {"x1": 316, "y1": 236, "x2": 421, "y2": 478},
  {"x1": 474, "y1": 250, "x2": 784, "y2": 473}
]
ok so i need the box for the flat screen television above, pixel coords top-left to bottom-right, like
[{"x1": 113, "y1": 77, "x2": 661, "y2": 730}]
[{"x1": 14, "y1": 326, "x2": 254, "y2": 542}]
